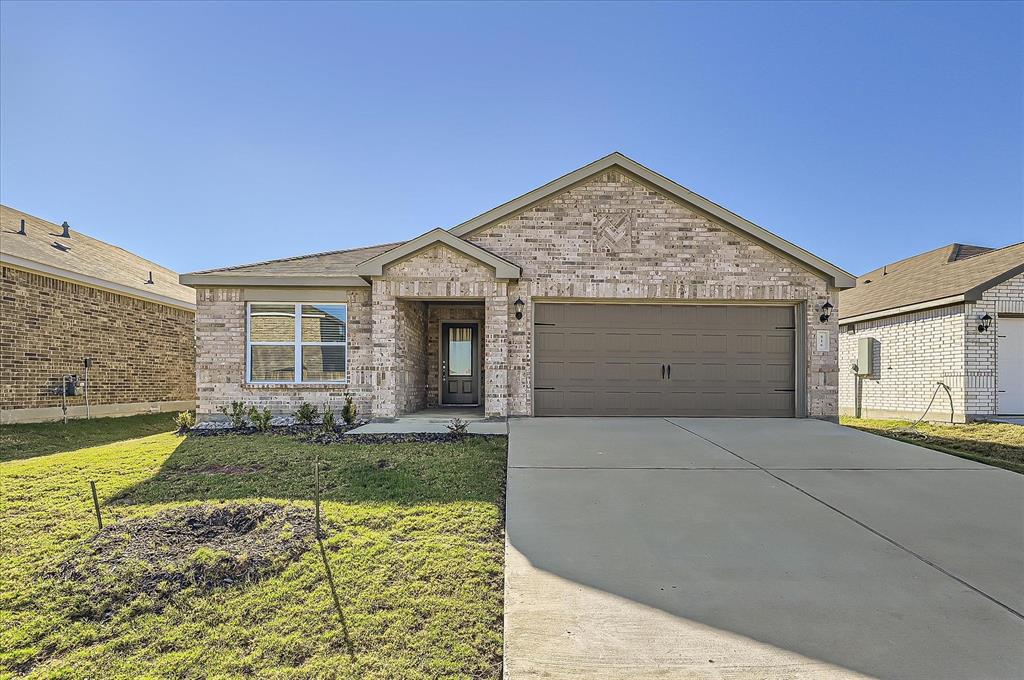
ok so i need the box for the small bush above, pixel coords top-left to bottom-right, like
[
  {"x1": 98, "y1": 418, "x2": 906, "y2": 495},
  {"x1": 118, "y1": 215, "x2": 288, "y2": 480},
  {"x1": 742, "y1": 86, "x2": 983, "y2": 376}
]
[
  {"x1": 218, "y1": 401, "x2": 248, "y2": 429},
  {"x1": 294, "y1": 402, "x2": 319, "y2": 425},
  {"x1": 446, "y1": 417, "x2": 469, "y2": 436},
  {"x1": 320, "y1": 405, "x2": 336, "y2": 434},
  {"x1": 248, "y1": 406, "x2": 273, "y2": 432},
  {"x1": 341, "y1": 395, "x2": 357, "y2": 426},
  {"x1": 174, "y1": 410, "x2": 196, "y2": 432}
]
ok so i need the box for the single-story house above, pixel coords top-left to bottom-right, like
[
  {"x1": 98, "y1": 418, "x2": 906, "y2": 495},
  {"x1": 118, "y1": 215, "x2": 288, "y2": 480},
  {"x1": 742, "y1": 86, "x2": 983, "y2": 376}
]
[
  {"x1": 0, "y1": 205, "x2": 196, "y2": 424},
  {"x1": 839, "y1": 242, "x2": 1024, "y2": 422},
  {"x1": 181, "y1": 153, "x2": 855, "y2": 422}
]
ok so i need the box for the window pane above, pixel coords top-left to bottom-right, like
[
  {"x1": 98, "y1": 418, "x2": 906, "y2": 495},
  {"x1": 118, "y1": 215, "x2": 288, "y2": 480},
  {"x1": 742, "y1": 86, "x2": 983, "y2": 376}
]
[
  {"x1": 250, "y1": 345, "x2": 295, "y2": 382},
  {"x1": 448, "y1": 327, "x2": 473, "y2": 377},
  {"x1": 250, "y1": 304, "x2": 295, "y2": 342},
  {"x1": 302, "y1": 345, "x2": 346, "y2": 382},
  {"x1": 301, "y1": 304, "x2": 346, "y2": 343}
]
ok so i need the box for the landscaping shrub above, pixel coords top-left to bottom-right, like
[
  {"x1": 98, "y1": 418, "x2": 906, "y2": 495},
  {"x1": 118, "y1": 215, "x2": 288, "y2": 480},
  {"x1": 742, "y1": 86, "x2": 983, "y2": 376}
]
[
  {"x1": 341, "y1": 395, "x2": 357, "y2": 426},
  {"x1": 248, "y1": 406, "x2": 272, "y2": 432},
  {"x1": 447, "y1": 417, "x2": 469, "y2": 436},
  {"x1": 321, "y1": 405, "x2": 336, "y2": 434},
  {"x1": 294, "y1": 402, "x2": 319, "y2": 425},
  {"x1": 174, "y1": 410, "x2": 196, "y2": 433},
  {"x1": 218, "y1": 401, "x2": 248, "y2": 428}
]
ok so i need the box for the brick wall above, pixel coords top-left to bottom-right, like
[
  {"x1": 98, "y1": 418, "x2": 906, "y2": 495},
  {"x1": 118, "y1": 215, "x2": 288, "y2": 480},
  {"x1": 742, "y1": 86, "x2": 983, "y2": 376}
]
[
  {"x1": 838, "y1": 305, "x2": 967, "y2": 422},
  {"x1": 395, "y1": 299, "x2": 428, "y2": 414},
  {"x1": 1, "y1": 265, "x2": 195, "y2": 420},
  {"x1": 193, "y1": 287, "x2": 373, "y2": 422},
  {"x1": 965, "y1": 273, "x2": 1024, "y2": 416},
  {"x1": 466, "y1": 169, "x2": 839, "y2": 419},
  {"x1": 838, "y1": 273, "x2": 1024, "y2": 422}
]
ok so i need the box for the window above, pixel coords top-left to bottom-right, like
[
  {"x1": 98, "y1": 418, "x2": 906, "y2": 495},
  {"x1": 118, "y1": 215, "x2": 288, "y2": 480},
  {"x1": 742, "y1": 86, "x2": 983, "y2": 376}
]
[{"x1": 247, "y1": 303, "x2": 347, "y2": 383}]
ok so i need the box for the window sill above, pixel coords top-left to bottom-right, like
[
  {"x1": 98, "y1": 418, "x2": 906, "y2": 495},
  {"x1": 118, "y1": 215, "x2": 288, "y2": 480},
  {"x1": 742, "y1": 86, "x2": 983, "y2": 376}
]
[{"x1": 243, "y1": 383, "x2": 349, "y2": 390}]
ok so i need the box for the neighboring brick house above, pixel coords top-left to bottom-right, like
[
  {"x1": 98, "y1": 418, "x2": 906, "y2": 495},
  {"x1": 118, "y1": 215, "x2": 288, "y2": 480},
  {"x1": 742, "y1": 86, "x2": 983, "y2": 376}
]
[
  {"x1": 1, "y1": 205, "x2": 196, "y2": 424},
  {"x1": 838, "y1": 243, "x2": 1024, "y2": 422},
  {"x1": 181, "y1": 153, "x2": 855, "y2": 423}
]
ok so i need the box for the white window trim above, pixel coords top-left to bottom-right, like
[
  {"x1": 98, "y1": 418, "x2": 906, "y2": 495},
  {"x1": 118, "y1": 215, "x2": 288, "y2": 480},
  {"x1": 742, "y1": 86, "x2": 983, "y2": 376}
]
[{"x1": 246, "y1": 302, "x2": 349, "y2": 385}]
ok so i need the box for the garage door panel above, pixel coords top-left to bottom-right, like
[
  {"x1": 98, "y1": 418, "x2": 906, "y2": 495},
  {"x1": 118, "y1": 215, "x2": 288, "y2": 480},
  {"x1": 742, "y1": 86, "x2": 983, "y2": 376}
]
[{"x1": 534, "y1": 303, "x2": 795, "y2": 417}]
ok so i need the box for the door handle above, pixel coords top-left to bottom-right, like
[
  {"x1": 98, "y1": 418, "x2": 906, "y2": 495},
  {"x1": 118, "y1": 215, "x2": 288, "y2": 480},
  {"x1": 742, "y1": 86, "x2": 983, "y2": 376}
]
[
  {"x1": 661, "y1": 364, "x2": 666, "y2": 379},
  {"x1": 667, "y1": 364, "x2": 671, "y2": 379}
]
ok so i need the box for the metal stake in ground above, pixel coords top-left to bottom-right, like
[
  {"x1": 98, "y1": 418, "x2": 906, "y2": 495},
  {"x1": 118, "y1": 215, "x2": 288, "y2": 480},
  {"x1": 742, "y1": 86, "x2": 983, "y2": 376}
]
[
  {"x1": 313, "y1": 457, "x2": 322, "y2": 539},
  {"x1": 90, "y1": 480, "x2": 102, "y2": 530}
]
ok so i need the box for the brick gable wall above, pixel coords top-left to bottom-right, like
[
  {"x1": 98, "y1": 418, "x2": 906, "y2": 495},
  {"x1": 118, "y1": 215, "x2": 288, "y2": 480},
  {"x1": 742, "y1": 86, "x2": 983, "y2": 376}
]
[
  {"x1": 1, "y1": 265, "x2": 195, "y2": 421},
  {"x1": 465, "y1": 169, "x2": 838, "y2": 418}
]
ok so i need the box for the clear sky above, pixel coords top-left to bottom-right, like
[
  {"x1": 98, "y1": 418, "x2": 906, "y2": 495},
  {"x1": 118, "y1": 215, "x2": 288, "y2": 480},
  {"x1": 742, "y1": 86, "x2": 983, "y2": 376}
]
[{"x1": 1, "y1": 1, "x2": 1021, "y2": 276}]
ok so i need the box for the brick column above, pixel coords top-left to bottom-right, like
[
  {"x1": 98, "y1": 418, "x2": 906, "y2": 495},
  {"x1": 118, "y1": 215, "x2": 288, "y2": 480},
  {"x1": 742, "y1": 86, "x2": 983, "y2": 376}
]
[
  {"x1": 484, "y1": 290, "x2": 509, "y2": 419},
  {"x1": 371, "y1": 280, "x2": 398, "y2": 420}
]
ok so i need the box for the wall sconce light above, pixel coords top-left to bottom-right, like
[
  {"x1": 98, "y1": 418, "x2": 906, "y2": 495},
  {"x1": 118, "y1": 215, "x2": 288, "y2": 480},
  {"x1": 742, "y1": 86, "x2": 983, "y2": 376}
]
[
  {"x1": 819, "y1": 301, "x2": 834, "y2": 323},
  {"x1": 513, "y1": 297, "x2": 525, "y2": 320},
  {"x1": 978, "y1": 313, "x2": 992, "y2": 333}
]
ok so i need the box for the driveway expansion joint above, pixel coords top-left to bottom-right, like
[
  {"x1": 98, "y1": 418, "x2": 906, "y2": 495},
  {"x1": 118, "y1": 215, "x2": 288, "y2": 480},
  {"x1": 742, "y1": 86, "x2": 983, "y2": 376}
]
[{"x1": 663, "y1": 418, "x2": 1024, "y2": 622}]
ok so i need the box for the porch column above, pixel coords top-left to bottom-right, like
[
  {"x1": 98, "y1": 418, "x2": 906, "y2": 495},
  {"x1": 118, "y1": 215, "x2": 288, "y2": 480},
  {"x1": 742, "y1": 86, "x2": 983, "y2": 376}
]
[
  {"x1": 371, "y1": 280, "x2": 398, "y2": 420},
  {"x1": 484, "y1": 290, "x2": 510, "y2": 418}
]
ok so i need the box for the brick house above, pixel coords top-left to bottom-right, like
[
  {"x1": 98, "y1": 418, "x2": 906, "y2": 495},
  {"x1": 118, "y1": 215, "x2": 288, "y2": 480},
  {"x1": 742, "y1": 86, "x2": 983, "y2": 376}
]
[
  {"x1": 1, "y1": 205, "x2": 196, "y2": 424},
  {"x1": 181, "y1": 153, "x2": 855, "y2": 423},
  {"x1": 838, "y1": 243, "x2": 1024, "y2": 422}
]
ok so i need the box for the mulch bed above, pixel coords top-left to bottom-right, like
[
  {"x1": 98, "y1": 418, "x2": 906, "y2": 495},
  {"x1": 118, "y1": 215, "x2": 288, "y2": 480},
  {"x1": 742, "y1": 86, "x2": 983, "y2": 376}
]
[{"x1": 307, "y1": 432, "x2": 506, "y2": 445}]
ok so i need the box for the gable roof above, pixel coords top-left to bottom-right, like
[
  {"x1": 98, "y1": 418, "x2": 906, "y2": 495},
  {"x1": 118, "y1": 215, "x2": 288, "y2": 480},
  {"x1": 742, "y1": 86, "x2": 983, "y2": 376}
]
[
  {"x1": 1, "y1": 204, "x2": 196, "y2": 310},
  {"x1": 180, "y1": 152, "x2": 854, "y2": 289},
  {"x1": 839, "y1": 242, "x2": 1024, "y2": 323},
  {"x1": 354, "y1": 228, "x2": 521, "y2": 279},
  {"x1": 180, "y1": 241, "x2": 403, "y2": 287},
  {"x1": 449, "y1": 152, "x2": 855, "y2": 288}
]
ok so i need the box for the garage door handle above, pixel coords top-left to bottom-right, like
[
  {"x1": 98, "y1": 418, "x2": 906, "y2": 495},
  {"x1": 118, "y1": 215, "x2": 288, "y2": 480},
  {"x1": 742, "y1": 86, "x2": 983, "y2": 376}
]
[
  {"x1": 661, "y1": 364, "x2": 666, "y2": 379},
  {"x1": 667, "y1": 364, "x2": 671, "y2": 379}
]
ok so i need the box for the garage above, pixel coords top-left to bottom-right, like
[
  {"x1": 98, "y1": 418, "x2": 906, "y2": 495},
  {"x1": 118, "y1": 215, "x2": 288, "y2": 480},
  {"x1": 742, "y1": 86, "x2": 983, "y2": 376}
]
[{"x1": 534, "y1": 303, "x2": 797, "y2": 417}]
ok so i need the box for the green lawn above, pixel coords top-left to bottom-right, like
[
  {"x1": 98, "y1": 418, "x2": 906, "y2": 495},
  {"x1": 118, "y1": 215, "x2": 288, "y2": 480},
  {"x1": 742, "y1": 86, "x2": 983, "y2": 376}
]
[
  {"x1": 0, "y1": 412, "x2": 179, "y2": 462},
  {"x1": 0, "y1": 415, "x2": 507, "y2": 679},
  {"x1": 841, "y1": 417, "x2": 1024, "y2": 474}
]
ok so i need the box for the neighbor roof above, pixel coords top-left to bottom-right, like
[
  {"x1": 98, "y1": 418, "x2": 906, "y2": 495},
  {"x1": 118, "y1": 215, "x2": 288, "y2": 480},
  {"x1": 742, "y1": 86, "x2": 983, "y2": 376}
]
[
  {"x1": 839, "y1": 242, "x2": 1024, "y2": 323},
  {"x1": 1, "y1": 205, "x2": 196, "y2": 310},
  {"x1": 181, "y1": 152, "x2": 855, "y2": 289}
]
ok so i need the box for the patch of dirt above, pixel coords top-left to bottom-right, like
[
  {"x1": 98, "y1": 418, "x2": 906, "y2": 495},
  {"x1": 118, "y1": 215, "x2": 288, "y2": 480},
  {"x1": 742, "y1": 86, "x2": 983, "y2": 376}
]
[
  {"x1": 57, "y1": 503, "x2": 316, "y2": 620},
  {"x1": 308, "y1": 432, "x2": 507, "y2": 445}
]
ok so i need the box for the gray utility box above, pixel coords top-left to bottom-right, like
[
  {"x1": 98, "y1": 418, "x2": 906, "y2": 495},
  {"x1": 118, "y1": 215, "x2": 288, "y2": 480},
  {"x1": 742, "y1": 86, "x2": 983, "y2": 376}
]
[{"x1": 855, "y1": 337, "x2": 873, "y2": 376}]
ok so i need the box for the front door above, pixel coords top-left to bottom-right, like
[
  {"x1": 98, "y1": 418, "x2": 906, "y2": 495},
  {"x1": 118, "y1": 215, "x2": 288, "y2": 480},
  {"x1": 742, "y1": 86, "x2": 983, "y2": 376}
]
[{"x1": 441, "y1": 323, "x2": 479, "y2": 405}]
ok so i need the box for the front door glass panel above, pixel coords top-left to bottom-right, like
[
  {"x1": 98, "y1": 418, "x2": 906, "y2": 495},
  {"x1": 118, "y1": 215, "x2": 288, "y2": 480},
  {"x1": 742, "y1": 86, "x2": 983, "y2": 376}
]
[{"x1": 448, "y1": 327, "x2": 473, "y2": 376}]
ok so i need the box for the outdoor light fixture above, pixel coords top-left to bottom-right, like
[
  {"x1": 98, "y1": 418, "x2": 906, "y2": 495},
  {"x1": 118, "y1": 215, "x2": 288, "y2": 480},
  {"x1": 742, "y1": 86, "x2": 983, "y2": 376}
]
[
  {"x1": 819, "y1": 301, "x2": 834, "y2": 323},
  {"x1": 513, "y1": 297, "x2": 525, "y2": 320},
  {"x1": 978, "y1": 313, "x2": 992, "y2": 333}
]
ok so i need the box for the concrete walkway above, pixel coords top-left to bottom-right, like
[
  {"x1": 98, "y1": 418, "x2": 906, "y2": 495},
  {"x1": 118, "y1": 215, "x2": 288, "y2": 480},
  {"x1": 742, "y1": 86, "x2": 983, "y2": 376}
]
[
  {"x1": 504, "y1": 417, "x2": 1024, "y2": 679},
  {"x1": 349, "y1": 407, "x2": 507, "y2": 434}
]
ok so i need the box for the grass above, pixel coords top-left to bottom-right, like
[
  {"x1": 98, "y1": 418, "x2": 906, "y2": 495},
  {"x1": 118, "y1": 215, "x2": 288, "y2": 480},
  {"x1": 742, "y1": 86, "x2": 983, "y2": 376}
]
[
  {"x1": 0, "y1": 412, "x2": 180, "y2": 462},
  {"x1": 841, "y1": 417, "x2": 1024, "y2": 474},
  {"x1": 0, "y1": 416, "x2": 507, "y2": 679}
]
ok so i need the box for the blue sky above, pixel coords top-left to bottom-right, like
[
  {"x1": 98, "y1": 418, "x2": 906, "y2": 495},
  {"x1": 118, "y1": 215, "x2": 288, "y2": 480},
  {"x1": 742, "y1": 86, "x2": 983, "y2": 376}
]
[{"x1": 1, "y1": 1, "x2": 1021, "y2": 275}]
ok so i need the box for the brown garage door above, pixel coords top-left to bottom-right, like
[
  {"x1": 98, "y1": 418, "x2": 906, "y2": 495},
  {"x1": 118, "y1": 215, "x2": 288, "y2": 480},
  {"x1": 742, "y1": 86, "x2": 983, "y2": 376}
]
[{"x1": 534, "y1": 303, "x2": 796, "y2": 417}]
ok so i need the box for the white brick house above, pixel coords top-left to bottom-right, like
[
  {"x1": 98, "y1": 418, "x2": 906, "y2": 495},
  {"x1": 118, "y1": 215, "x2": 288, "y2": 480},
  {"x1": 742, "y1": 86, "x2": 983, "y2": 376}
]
[
  {"x1": 181, "y1": 153, "x2": 855, "y2": 422},
  {"x1": 839, "y1": 243, "x2": 1024, "y2": 422}
]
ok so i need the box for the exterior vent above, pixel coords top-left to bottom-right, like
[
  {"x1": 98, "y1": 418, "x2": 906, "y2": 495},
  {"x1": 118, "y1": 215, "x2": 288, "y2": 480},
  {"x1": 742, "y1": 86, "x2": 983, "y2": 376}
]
[
  {"x1": 18, "y1": 219, "x2": 26, "y2": 235},
  {"x1": 59, "y1": 221, "x2": 71, "y2": 238},
  {"x1": 145, "y1": 271, "x2": 155, "y2": 284}
]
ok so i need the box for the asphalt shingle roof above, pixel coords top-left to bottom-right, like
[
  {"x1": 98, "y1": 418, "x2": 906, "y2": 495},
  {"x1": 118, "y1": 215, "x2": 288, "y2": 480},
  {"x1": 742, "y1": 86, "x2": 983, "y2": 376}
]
[
  {"x1": 839, "y1": 242, "x2": 1024, "y2": 320},
  {"x1": 0, "y1": 205, "x2": 195, "y2": 307}
]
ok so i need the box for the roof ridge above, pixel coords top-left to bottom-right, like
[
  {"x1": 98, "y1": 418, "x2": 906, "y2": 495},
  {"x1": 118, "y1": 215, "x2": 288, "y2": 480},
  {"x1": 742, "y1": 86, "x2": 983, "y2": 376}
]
[{"x1": 189, "y1": 240, "x2": 406, "y2": 274}]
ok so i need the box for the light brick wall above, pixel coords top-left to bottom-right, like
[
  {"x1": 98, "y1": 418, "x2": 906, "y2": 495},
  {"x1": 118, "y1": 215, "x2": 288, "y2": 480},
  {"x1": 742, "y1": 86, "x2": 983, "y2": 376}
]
[
  {"x1": 0, "y1": 265, "x2": 195, "y2": 420},
  {"x1": 395, "y1": 299, "x2": 428, "y2": 414},
  {"x1": 965, "y1": 273, "x2": 1024, "y2": 416},
  {"x1": 838, "y1": 305, "x2": 966, "y2": 422},
  {"x1": 193, "y1": 287, "x2": 373, "y2": 422},
  {"x1": 371, "y1": 245, "x2": 508, "y2": 419},
  {"x1": 838, "y1": 273, "x2": 1024, "y2": 422},
  {"x1": 466, "y1": 169, "x2": 838, "y2": 419}
]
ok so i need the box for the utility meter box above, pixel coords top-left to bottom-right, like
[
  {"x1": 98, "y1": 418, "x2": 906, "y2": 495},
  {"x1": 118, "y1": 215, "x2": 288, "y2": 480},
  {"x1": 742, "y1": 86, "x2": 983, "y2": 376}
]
[{"x1": 856, "y1": 337, "x2": 873, "y2": 376}]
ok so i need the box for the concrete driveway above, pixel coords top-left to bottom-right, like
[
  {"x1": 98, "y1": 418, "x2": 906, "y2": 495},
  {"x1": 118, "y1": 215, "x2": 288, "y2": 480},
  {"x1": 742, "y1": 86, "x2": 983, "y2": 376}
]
[{"x1": 504, "y1": 418, "x2": 1024, "y2": 679}]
